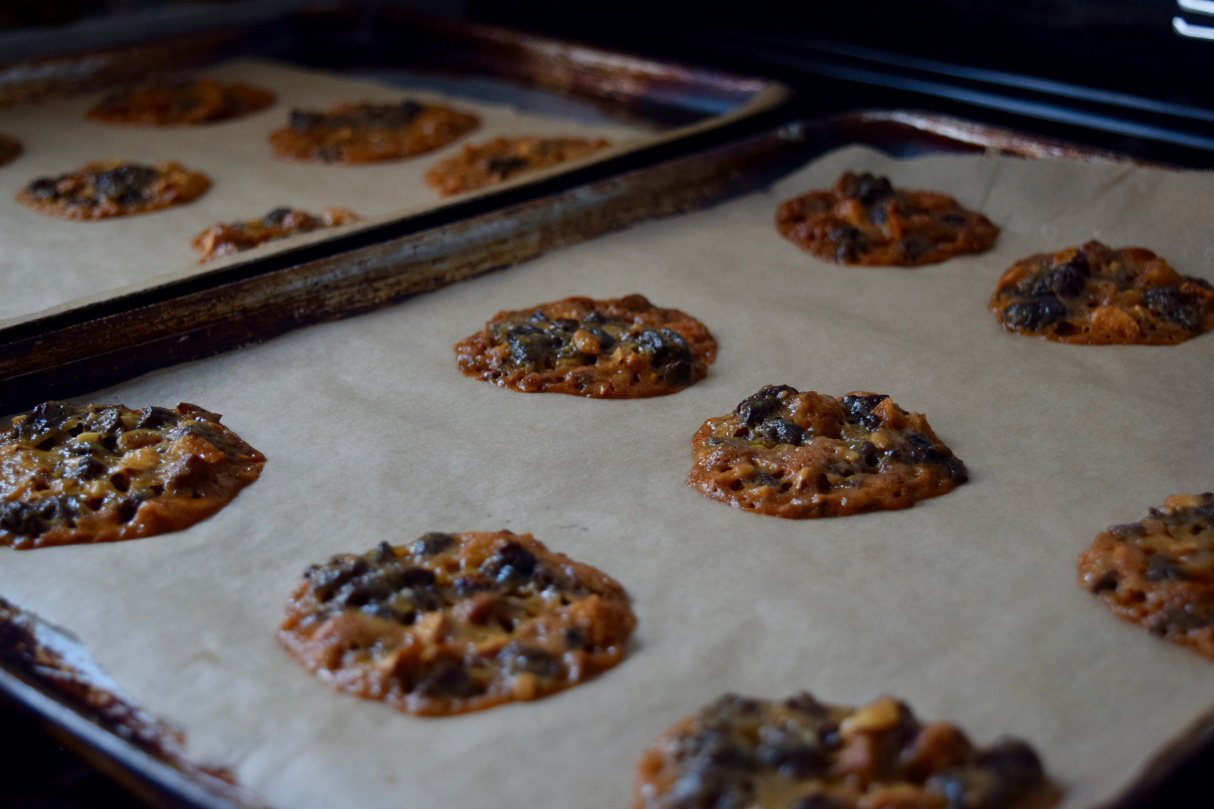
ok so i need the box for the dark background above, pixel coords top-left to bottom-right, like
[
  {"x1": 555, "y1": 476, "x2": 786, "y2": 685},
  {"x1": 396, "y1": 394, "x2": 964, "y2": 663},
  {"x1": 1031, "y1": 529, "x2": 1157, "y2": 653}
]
[{"x1": 471, "y1": 0, "x2": 1214, "y2": 167}]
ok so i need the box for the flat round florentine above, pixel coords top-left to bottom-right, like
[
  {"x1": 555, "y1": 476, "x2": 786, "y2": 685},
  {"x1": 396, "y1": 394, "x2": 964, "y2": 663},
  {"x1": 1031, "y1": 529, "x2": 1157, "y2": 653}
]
[
  {"x1": 15, "y1": 160, "x2": 211, "y2": 220},
  {"x1": 0, "y1": 133, "x2": 22, "y2": 167},
  {"x1": 278, "y1": 530, "x2": 636, "y2": 716},
  {"x1": 1078, "y1": 493, "x2": 1214, "y2": 659},
  {"x1": 268, "y1": 100, "x2": 480, "y2": 164},
  {"x1": 455, "y1": 294, "x2": 717, "y2": 398},
  {"x1": 424, "y1": 135, "x2": 610, "y2": 195},
  {"x1": 191, "y1": 206, "x2": 359, "y2": 262},
  {"x1": 634, "y1": 692, "x2": 1058, "y2": 809},
  {"x1": 87, "y1": 79, "x2": 275, "y2": 126},
  {"x1": 989, "y1": 241, "x2": 1214, "y2": 345},
  {"x1": 775, "y1": 171, "x2": 999, "y2": 266},
  {"x1": 687, "y1": 385, "x2": 967, "y2": 518},
  {"x1": 0, "y1": 401, "x2": 265, "y2": 550}
]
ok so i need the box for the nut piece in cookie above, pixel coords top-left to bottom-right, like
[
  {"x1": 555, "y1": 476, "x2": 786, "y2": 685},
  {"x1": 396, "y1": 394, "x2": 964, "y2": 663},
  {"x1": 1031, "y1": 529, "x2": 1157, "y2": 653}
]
[
  {"x1": 15, "y1": 160, "x2": 211, "y2": 220},
  {"x1": 687, "y1": 385, "x2": 967, "y2": 518},
  {"x1": 0, "y1": 133, "x2": 22, "y2": 167},
  {"x1": 87, "y1": 79, "x2": 275, "y2": 126},
  {"x1": 268, "y1": 100, "x2": 480, "y2": 164},
  {"x1": 0, "y1": 401, "x2": 265, "y2": 550},
  {"x1": 424, "y1": 136, "x2": 611, "y2": 196},
  {"x1": 989, "y1": 241, "x2": 1214, "y2": 345},
  {"x1": 191, "y1": 206, "x2": 359, "y2": 262},
  {"x1": 455, "y1": 294, "x2": 717, "y2": 398},
  {"x1": 278, "y1": 530, "x2": 636, "y2": 716},
  {"x1": 634, "y1": 692, "x2": 1058, "y2": 809},
  {"x1": 775, "y1": 171, "x2": 999, "y2": 265},
  {"x1": 1078, "y1": 493, "x2": 1214, "y2": 659}
]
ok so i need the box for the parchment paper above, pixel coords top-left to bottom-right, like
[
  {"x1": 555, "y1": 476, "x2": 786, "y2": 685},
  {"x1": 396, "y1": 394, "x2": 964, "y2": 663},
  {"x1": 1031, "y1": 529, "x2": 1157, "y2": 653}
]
[
  {"x1": 2, "y1": 145, "x2": 1214, "y2": 809},
  {"x1": 0, "y1": 57, "x2": 652, "y2": 325}
]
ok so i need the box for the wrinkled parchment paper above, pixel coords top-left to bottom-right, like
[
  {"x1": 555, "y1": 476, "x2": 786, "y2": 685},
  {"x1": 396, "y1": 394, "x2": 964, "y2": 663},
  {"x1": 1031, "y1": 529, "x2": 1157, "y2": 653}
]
[
  {"x1": 2, "y1": 145, "x2": 1214, "y2": 809},
  {"x1": 0, "y1": 57, "x2": 653, "y2": 325}
]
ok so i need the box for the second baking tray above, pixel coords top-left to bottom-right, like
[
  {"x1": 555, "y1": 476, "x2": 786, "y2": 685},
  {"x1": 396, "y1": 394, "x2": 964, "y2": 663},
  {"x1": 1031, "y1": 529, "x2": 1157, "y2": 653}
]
[{"x1": 0, "y1": 6, "x2": 788, "y2": 330}]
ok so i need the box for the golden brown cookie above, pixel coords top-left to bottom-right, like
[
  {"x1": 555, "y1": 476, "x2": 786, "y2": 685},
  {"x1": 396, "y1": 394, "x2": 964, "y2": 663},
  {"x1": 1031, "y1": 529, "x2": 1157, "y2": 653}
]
[
  {"x1": 687, "y1": 385, "x2": 967, "y2": 519},
  {"x1": 1078, "y1": 493, "x2": 1214, "y2": 660},
  {"x1": 87, "y1": 79, "x2": 275, "y2": 126},
  {"x1": 191, "y1": 206, "x2": 359, "y2": 262},
  {"x1": 776, "y1": 171, "x2": 999, "y2": 266},
  {"x1": 0, "y1": 401, "x2": 265, "y2": 550},
  {"x1": 989, "y1": 241, "x2": 1214, "y2": 345},
  {"x1": 278, "y1": 530, "x2": 636, "y2": 716},
  {"x1": 15, "y1": 160, "x2": 211, "y2": 220},
  {"x1": 634, "y1": 692, "x2": 1057, "y2": 809},
  {"x1": 0, "y1": 133, "x2": 22, "y2": 167},
  {"x1": 424, "y1": 135, "x2": 610, "y2": 195},
  {"x1": 269, "y1": 100, "x2": 479, "y2": 164},
  {"x1": 455, "y1": 294, "x2": 717, "y2": 398}
]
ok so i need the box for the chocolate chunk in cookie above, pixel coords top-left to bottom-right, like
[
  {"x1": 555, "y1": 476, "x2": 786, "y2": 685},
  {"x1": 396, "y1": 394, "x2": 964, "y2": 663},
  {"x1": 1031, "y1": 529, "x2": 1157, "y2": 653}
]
[
  {"x1": 0, "y1": 401, "x2": 265, "y2": 550},
  {"x1": 191, "y1": 206, "x2": 359, "y2": 262},
  {"x1": 775, "y1": 171, "x2": 999, "y2": 266},
  {"x1": 0, "y1": 133, "x2": 22, "y2": 167},
  {"x1": 268, "y1": 100, "x2": 479, "y2": 164},
  {"x1": 633, "y1": 692, "x2": 1057, "y2": 809},
  {"x1": 687, "y1": 385, "x2": 967, "y2": 518},
  {"x1": 424, "y1": 136, "x2": 610, "y2": 196},
  {"x1": 1078, "y1": 493, "x2": 1214, "y2": 659},
  {"x1": 455, "y1": 294, "x2": 717, "y2": 398},
  {"x1": 87, "y1": 79, "x2": 275, "y2": 126},
  {"x1": 278, "y1": 530, "x2": 636, "y2": 715},
  {"x1": 990, "y1": 241, "x2": 1214, "y2": 344},
  {"x1": 15, "y1": 160, "x2": 210, "y2": 220}
]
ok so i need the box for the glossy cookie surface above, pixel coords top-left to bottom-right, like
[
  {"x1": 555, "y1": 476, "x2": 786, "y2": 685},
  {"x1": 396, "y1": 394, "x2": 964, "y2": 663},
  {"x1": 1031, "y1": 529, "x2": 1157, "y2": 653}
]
[
  {"x1": 634, "y1": 692, "x2": 1057, "y2": 809},
  {"x1": 87, "y1": 79, "x2": 275, "y2": 126},
  {"x1": 687, "y1": 385, "x2": 967, "y2": 518},
  {"x1": 268, "y1": 100, "x2": 479, "y2": 164},
  {"x1": 425, "y1": 135, "x2": 610, "y2": 195},
  {"x1": 191, "y1": 206, "x2": 358, "y2": 262},
  {"x1": 775, "y1": 171, "x2": 999, "y2": 266},
  {"x1": 279, "y1": 530, "x2": 636, "y2": 716},
  {"x1": 989, "y1": 241, "x2": 1214, "y2": 344},
  {"x1": 15, "y1": 160, "x2": 210, "y2": 220},
  {"x1": 0, "y1": 401, "x2": 265, "y2": 550},
  {"x1": 455, "y1": 294, "x2": 717, "y2": 398},
  {"x1": 1078, "y1": 493, "x2": 1214, "y2": 659}
]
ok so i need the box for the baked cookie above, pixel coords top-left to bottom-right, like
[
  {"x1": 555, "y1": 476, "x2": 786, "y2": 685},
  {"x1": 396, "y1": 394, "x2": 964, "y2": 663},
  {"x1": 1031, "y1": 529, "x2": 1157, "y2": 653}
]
[
  {"x1": 269, "y1": 100, "x2": 479, "y2": 164},
  {"x1": 424, "y1": 136, "x2": 610, "y2": 195},
  {"x1": 775, "y1": 171, "x2": 999, "y2": 266},
  {"x1": 989, "y1": 241, "x2": 1214, "y2": 345},
  {"x1": 87, "y1": 79, "x2": 275, "y2": 126},
  {"x1": 15, "y1": 160, "x2": 211, "y2": 220},
  {"x1": 191, "y1": 206, "x2": 359, "y2": 262},
  {"x1": 0, "y1": 401, "x2": 265, "y2": 550},
  {"x1": 1078, "y1": 493, "x2": 1214, "y2": 659},
  {"x1": 278, "y1": 530, "x2": 636, "y2": 716},
  {"x1": 0, "y1": 133, "x2": 22, "y2": 167},
  {"x1": 455, "y1": 294, "x2": 717, "y2": 398},
  {"x1": 687, "y1": 385, "x2": 967, "y2": 518},
  {"x1": 634, "y1": 692, "x2": 1057, "y2": 809}
]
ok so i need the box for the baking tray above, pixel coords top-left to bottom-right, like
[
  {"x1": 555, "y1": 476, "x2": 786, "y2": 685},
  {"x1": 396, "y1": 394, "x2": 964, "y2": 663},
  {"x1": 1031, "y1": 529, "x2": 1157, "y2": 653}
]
[
  {"x1": 0, "y1": 5, "x2": 788, "y2": 331},
  {"x1": 3, "y1": 109, "x2": 1210, "y2": 809},
  {"x1": 0, "y1": 109, "x2": 1135, "y2": 416}
]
